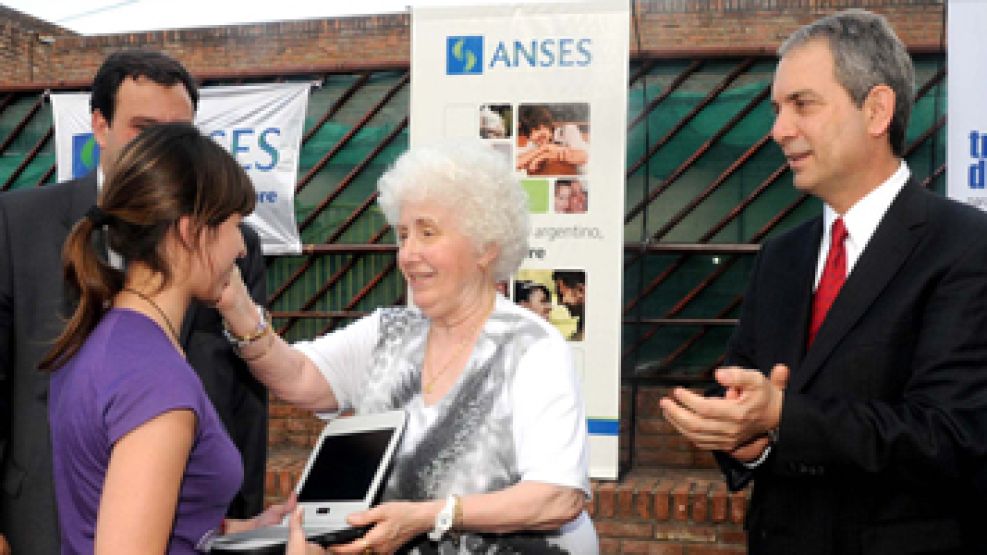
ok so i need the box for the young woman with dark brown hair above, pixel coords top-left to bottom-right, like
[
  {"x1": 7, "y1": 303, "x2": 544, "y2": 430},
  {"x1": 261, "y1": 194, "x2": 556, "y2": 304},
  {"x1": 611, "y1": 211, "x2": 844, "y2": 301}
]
[{"x1": 40, "y1": 122, "x2": 305, "y2": 554}]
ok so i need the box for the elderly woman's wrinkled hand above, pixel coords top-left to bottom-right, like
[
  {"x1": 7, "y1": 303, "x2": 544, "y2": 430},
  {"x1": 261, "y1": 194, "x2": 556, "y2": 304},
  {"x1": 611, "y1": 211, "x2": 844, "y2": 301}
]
[
  {"x1": 211, "y1": 265, "x2": 261, "y2": 334},
  {"x1": 329, "y1": 501, "x2": 435, "y2": 555}
]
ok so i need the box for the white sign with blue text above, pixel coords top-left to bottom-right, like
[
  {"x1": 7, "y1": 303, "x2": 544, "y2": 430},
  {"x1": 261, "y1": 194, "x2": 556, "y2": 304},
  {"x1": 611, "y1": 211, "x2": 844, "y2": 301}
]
[
  {"x1": 51, "y1": 83, "x2": 309, "y2": 255},
  {"x1": 948, "y1": 0, "x2": 987, "y2": 210},
  {"x1": 411, "y1": 0, "x2": 629, "y2": 479}
]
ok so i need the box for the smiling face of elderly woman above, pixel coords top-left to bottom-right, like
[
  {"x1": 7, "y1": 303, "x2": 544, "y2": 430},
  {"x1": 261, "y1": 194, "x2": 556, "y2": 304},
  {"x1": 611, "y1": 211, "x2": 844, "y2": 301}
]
[
  {"x1": 396, "y1": 199, "x2": 497, "y2": 322},
  {"x1": 377, "y1": 141, "x2": 531, "y2": 321}
]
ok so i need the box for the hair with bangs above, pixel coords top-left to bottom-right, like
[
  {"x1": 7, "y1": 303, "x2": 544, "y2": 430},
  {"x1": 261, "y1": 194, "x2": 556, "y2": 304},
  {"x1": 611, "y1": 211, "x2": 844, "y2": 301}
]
[
  {"x1": 377, "y1": 141, "x2": 529, "y2": 282},
  {"x1": 779, "y1": 8, "x2": 915, "y2": 156},
  {"x1": 40, "y1": 122, "x2": 255, "y2": 370}
]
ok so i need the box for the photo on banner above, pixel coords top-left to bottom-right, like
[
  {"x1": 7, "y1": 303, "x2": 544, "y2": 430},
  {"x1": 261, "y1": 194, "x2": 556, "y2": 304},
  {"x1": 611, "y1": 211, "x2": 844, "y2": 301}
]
[{"x1": 516, "y1": 103, "x2": 589, "y2": 177}]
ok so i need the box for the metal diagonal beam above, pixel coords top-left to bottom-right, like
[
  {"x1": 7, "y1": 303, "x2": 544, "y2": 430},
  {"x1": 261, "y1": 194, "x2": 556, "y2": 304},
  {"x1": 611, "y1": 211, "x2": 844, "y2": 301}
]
[
  {"x1": 628, "y1": 59, "x2": 657, "y2": 87},
  {"x1": 627, "y1": 59, "x2": 703, "y2": 131},
  {"x1": 295, "y1": 72, "x2": 409, "y2": 194},
  {"x1": 622, "y1": 168, "x2": 803, "y2": 360},
  {"x1": 268, "y1": 218, "x2": 389, "y2": 309},
  {"x1": 903, "y1": 115, "x2": 945, "y2": 159},
  {"x1": 622, "y1": 254, "x2": 741, "y2": 363},
  {"x1": 0, "y1": 93, "x2": 16, "y2": 118},
  {"x1": 622, "y1": 134, "x2": 782, "y2": 314},
  {"x1": 919, "y1": 164, "x2": 945, "y2": 189},
  {"x1": 656, "y1": 296, "x2": 742, "y2": 372},
  {"x1": 276, "y1": 226, "x2": 391, "y2": 335},
  {"x1": 35, "y1": 164, "x2": 56, "y2": 187},
  {"x1": 0, "y1": 94, "x2": 44, "y2": 156},
  {"x1": 302, "y1": 73, "x2": 371, "y2": 145},
  {"x1": 270, "y1": 117, "x2": 406, "y2": 306},
  {"x1": 623, "y1": 318, "x2": 738, "y2": 326},
  {"x1": 647, "y1": 88, "x2": 771, "y2": 242},
  {"x1": 625, "y1": 57, "x2": 756, "y2": 194},
  {"x1": 316, "y1": 260, "x2": 400, "y2": 336},
  {"x1": 2, "y1": 127, "x2": 52, "y2": 192},
  {"x1": 298, "y1": 115, "x2": 408, "y2": 231}
]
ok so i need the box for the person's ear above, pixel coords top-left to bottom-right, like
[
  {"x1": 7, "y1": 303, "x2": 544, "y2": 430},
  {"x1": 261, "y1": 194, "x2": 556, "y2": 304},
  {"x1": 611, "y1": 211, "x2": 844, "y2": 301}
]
[
  {"x1": 92, "y1": 110, "x2": 110, "y2": 150},
  {"x1": 863, "y1": 84, "x2": 895, "y2": 139},
  {"x1": 176, "y1": 215, "x2": 204, "y2": 256},
  {"x1": 478, "y1": 243, "x2": 500, "y2": 273}
]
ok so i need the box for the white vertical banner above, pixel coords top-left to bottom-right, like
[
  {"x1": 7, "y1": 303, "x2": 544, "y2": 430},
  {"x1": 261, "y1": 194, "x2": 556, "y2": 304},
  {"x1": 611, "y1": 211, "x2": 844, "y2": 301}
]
[
  {"x1": 51, "y1": 83, "x2": 310, "y2": 255},
  {"x1": 948, "y1": 0, "x2": 987, "y2": 209},
  {"x1": 411, "y1": 0, "x2": 629, "y2": 479}
]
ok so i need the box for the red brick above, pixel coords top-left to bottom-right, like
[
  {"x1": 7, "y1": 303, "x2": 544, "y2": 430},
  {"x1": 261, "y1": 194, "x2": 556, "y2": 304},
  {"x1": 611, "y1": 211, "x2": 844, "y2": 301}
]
[
  {"x1": 599, "y1": 537, "x2": 620, "y2": 555},
  {"x1": 622, "y1": 539, "x2": 684, "y2": 554},
  {"x1": 709, "y1": 482, "x2": 728, "y2": 522},
  {"x1": 685, "y1": 546, "x2": 746, "y2": 555},
  {"x1": 691, "y1": 480, "x2": 710, "y2": 522},
  {"x1": 718, "y1": 529, "x2": 748, "y2": 546},
  {"x1": 672, "y1": 481, "x2": 692, "y2": 521},
  {"x1": 597, "y1": 481, "x2": 617, "y2": 519},
  {"x1": 635, "y1": 478, "x2": 658, "y2": 519},
  {"x1": 585, "y1": 494, "x2": 597, "y2": 518},
  {"x1": 654, "y1": 523, "x2": 717, "y2": 543},
  {"x1": 618, "y1": 484, "x2": 636, "y2": 517},
  {"x1": 728, "y1": 491, "x2": 748, "y2": 524},
  {"x1": 654, "y1": 480, "x2": 674, "y2": 521},
  {"x1": 595, "y1": 520, "x2": 654, "y2": 539}
]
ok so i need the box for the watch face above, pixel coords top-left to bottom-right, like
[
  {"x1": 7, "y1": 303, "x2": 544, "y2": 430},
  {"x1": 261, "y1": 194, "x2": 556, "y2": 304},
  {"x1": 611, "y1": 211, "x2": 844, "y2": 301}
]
[{"x1": 438, "y1": 514, "x2": 452, "y2": 528}]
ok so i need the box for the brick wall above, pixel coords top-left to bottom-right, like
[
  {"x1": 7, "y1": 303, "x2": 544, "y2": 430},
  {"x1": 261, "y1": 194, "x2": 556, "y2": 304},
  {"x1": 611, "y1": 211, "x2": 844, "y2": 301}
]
[{"x1": 1, "y1": 1, "x2": 944, "y2": 86}]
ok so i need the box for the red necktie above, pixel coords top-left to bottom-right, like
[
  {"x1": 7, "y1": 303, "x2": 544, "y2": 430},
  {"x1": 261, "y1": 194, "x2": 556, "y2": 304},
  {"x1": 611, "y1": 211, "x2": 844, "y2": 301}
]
[{"x1": 808, "y1": 218, "x2": 847, "y2": 348}]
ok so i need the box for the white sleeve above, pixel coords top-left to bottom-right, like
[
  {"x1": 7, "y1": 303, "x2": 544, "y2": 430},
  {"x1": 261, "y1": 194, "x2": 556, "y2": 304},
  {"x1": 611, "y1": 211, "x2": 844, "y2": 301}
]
[
  {"x1": 292, "y1": 311, "x2": 380, "y2": 411},
  {"x1": 558, "y1": 123, "x2": 589, "y2": 152},
  {"x1": 511, "y1": 335, "x2": 591, "y2": 496}
]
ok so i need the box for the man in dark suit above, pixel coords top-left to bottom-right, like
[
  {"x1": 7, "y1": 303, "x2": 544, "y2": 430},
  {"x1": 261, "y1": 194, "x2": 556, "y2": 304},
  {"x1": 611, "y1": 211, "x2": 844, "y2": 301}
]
[
  {"x1": 661, "y1": 9, "x2": 987, "y2": 554},
  {"x1": 0, "y1": 50, "x2": 268, "y2": 554}
]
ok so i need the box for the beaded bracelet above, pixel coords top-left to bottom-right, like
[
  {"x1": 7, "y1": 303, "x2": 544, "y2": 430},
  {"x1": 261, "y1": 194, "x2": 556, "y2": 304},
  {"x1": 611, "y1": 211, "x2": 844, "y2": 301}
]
[{"x1": 222, "y1": 304, "x2": 272, "y2": 350}]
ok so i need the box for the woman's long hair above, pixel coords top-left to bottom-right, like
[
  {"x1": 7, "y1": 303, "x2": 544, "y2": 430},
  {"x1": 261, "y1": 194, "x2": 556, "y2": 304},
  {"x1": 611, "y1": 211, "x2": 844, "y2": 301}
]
[{"x1": 39, "y1": 122, "x2": 255, "y2": 370}]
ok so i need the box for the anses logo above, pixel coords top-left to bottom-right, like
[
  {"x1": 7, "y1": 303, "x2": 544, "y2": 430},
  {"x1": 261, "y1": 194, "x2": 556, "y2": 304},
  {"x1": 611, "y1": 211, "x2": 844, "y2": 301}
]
[
  {"x1": 72, "y1": 133, "x2": 100, "y2": 179},
  {"x1": 446, "y1": 36, "x2": 483, "y2": 75}
]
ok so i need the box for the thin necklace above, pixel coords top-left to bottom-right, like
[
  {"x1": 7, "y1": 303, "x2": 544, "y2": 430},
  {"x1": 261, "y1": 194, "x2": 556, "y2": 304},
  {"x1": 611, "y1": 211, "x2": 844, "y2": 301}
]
[
  {"x1": 422, "y1": 332, "x2": 474, "y2": 395},
  {"x1": 122, "y1": 287, "x2": 181, "y2": 345},
  {"x1": 422, "y1": 293, "x2": 495, "y2": 395}
]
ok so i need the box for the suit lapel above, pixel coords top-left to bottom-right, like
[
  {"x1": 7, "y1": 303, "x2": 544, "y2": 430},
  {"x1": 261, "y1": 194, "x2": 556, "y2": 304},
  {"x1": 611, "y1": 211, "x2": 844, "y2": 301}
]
[
  {"x1": 793, "y1": 181, "x2": 927, "y2": 392},
  {"x1": 773, "y1": 220, "x2": 820, "y2": 374}
]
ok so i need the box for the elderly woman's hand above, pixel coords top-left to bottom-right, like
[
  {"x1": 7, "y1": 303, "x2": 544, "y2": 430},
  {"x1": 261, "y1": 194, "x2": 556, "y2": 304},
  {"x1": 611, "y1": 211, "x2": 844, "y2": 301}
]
[
  {"x1": 212, "y1": 265, "x2": 264, "y2": 339},
  {"x1": 329, "y1": 500, "x2": 438, "y2": 555}
]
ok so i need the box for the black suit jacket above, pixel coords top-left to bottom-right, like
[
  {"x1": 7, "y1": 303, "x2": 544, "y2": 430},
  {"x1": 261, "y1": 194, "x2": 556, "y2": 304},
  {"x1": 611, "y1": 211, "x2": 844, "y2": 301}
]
[
  {"x1": 0, "y1": 174, "x2": 268, "y2": 554},
  {"x1": 717, "y1": 181, "x2": 987, "y2": 554}
]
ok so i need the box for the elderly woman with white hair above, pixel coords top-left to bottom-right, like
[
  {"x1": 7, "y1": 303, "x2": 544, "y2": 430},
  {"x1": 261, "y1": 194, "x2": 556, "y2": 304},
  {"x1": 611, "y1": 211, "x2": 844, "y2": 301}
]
[{"x1": 216, "y1": 141, "x2": 598, "y2": 554}]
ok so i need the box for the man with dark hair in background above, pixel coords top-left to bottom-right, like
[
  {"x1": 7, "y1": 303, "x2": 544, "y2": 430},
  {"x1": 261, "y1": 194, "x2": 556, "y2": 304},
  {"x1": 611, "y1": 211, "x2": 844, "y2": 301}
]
[
  {"x1": 552, "y1": 270, "x2": 585, "y2": 341},
  {"x1": 0, "y1": 50, "x2": 268, "y2": 554},
  {"x1": 661, "y1": 9, "x2": 987, "y2": 554}
]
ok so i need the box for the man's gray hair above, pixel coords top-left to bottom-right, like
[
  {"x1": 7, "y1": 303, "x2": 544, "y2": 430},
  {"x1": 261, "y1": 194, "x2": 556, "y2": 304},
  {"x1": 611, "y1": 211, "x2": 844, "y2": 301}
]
[
  {"x1": 377, "y1": 141, "x2": 530, "y2": 281},
  {"x1": 779, "y1": 8, "x2": 915, "y2": 156}
]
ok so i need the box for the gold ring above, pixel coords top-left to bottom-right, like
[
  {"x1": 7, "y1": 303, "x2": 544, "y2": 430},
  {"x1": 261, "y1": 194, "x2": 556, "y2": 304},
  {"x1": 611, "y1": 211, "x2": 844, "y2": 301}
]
[{"x1": 363, "y1": 548, "x2": 373, "y2": 555}]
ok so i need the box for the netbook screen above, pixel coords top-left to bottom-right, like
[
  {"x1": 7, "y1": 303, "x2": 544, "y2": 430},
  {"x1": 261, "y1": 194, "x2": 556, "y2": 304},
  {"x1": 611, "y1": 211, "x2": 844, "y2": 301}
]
[{"x1": 297, "y1": 428, "x2": 396, "y2": 502}]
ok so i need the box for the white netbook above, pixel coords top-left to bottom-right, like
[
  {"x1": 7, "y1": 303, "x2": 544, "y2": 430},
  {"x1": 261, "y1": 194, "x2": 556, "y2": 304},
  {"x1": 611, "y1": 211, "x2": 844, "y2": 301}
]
[{"x1": 207, "y1": 409, "x2": 407, "y2": 553}]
